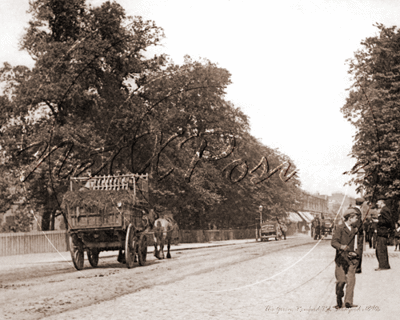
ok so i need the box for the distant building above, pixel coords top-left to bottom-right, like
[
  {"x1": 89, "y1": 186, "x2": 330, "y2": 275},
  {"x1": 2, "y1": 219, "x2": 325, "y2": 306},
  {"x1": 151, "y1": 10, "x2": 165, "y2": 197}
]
[
  {"x1": 328, "y1": 192, "x2": 355, "y2": 217},
  {"x1": 297, "y1": 191, "x2": 329, "y2": 218},
  {"x1": 292, "y1": 191, "x2": 330, "y2": 228}
]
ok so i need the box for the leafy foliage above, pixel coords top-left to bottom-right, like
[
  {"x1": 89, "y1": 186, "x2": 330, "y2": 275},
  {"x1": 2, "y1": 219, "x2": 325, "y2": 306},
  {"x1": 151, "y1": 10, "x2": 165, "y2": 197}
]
[
  {"x1": 0, "y1": 0, "x2": 301, "y2": 231},
  {"x1": 342, "y1": 24, "x2": 400, "y2": 213},
  {"x1": 0, "y1": 208, "x2": 33, "y2": 233}
]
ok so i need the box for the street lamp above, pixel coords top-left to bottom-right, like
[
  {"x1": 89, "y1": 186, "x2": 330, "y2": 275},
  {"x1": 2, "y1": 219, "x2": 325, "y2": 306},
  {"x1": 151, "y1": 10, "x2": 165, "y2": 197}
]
[
  {"x1": 255, "y1": 205, "x2": 263, "y2": 241},
  {"x1": 259, "y1": 205, "x2": 263, "y2": 241}
]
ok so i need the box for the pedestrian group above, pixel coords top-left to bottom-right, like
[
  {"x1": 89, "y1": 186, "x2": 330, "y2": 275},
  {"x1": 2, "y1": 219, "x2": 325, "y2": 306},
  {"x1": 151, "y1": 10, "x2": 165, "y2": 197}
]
[{"x1": 331, "y1": 196, "x2": 397, "y2": 309}]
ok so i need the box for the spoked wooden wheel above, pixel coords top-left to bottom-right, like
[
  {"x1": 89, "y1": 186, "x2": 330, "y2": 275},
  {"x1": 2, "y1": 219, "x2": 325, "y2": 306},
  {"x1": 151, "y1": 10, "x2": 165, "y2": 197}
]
[
  {"x1": 138, "y1": 234, "x2": 148, "y2": 266},
  {"x1": 69, "y1": 234, "x2": 84, "y2": 270},
  {"x1": 125, "y1": 224, "x2": 137, "y2": 269},
  {"x1": 88, "y1": 249, "x2": 99, "y2": 267}
]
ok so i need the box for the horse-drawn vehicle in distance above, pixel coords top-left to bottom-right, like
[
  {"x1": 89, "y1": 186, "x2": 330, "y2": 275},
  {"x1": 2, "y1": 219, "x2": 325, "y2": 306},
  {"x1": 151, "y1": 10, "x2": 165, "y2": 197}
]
[
  {"x1": 321, "y1": 218, "x2": 334, "y2": 236},
  {"x1": 61, "y1": 173, "x2": 151, "y2": 270},
  {"x1": 260, "y1": 220, "x2": 282, "y2": 241}
]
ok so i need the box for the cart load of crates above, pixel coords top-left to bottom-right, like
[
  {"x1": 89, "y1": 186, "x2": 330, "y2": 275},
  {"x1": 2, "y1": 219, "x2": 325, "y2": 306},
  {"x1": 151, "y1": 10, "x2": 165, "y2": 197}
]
[{"x1": 61, "y1": 173, "x2": 150, "y2": 270}]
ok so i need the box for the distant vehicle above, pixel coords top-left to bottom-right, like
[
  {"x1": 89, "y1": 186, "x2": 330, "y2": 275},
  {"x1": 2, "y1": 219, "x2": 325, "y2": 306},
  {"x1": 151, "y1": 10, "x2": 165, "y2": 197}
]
[
  {"x1": 321, "y1": 218, "x2": 334, "y2": 236},
  {"x1": 260, "y1": 220, "x2": 282, "y2": 241}
]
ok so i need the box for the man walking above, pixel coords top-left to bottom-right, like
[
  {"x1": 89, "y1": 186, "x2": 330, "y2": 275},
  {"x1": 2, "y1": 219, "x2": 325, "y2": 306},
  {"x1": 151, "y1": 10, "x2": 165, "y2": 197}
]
[
  {"x1": 331, "y1": 208, "x2": 360, "y2": 309},
  {"x1": 280, "y1": 222, "x2": 287, "y2": 240},
  {"x1": 375, "y1": 197, "x2": 394, "y2": 271}
]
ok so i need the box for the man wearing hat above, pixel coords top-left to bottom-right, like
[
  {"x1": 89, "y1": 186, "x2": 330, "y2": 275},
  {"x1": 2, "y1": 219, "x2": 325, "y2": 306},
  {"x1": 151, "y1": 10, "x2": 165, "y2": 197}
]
[
  {"x1": 375, "y1": 196, "x2": 394, "y2": 270},
  {"x1": 331, "y1": 208, "x2": 360, "y2": 309},
  {"x1": 352, "y1": 197, "x2": 365, "y2": 273},
  {"x1": 370, "y1": 212, "x2": 379, "y2": 249},
  {"x1": 312, "y1": 217, "x2": 321, "y2": 240}
]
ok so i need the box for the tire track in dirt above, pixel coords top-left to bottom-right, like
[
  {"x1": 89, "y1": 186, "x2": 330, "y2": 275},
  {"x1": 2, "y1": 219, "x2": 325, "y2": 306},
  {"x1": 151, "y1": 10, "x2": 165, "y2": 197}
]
[{"x1": 1, "y1": 238, "x2": 316, "y2": 320}]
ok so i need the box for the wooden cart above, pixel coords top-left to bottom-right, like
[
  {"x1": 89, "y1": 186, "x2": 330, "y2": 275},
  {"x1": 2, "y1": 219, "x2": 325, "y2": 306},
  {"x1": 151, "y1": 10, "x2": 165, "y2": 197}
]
[
  {"x1": 61, "y1": 174, "x2": 150, "y2": 270},
  {"x1": 260, "y1": 220, "x2": 282, "y2": 241}
]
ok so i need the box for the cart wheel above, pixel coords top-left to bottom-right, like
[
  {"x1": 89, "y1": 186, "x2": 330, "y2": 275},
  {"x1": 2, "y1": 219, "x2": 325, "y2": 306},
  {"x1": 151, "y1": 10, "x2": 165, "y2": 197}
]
[
  {"x1": 125, "y1": 224, "x2": 137, "y2": 269},
  {"x1": 88, "y1": 249, "x2": 99, "y2": 267},
  {"x1": 138, "y1": 235, "x2": 148, "y2": 266},
  {"x1": 69, "y1": 235, "x2": 84, "y2": 270}
]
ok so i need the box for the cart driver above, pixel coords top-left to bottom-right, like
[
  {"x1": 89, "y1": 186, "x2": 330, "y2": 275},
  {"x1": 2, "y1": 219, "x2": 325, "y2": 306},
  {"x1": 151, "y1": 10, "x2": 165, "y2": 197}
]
[{"x1": 79, "y1": 170, "x2": 95, "y2": 191}]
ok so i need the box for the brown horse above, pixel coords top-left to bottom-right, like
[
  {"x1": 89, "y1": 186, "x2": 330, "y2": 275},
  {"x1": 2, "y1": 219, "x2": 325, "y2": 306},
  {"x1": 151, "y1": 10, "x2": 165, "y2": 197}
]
[{"x1": 152, "y1": 214, "x2": 179, "y2": 259}]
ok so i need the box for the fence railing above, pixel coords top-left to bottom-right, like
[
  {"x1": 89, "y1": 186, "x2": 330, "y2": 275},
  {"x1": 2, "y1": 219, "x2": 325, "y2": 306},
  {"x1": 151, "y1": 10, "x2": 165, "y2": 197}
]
[
  {"x1": 0, "y1": 231, "x2": 69, "y2": 256},
  {"x1": 0, "y1": 229, "x2": 257, "y2": 256}
]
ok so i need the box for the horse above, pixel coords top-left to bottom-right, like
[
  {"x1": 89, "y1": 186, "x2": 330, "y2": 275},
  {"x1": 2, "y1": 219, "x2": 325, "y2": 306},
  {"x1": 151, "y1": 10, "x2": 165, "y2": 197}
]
[
  {"x1": 152, "y1": 213, "x2": 179, "y2": 259},
  {"x1": 117, "y1": 208, "x2": 159, "y2": 264}
]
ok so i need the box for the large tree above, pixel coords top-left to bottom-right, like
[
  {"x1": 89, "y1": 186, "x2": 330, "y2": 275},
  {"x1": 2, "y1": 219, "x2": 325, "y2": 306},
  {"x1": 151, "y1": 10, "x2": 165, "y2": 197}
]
[
  {"x1": 342, "y1": 24, "x2": 400, "y2": 216},
  {"x1": 1, "y1": 0, "x2": 301, "y2": 231}
]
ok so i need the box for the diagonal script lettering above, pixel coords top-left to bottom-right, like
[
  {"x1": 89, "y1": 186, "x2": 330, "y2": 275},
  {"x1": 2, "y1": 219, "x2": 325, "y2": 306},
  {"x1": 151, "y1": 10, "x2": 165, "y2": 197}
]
[{"x1": 18, "y1": 128, "x2": 296, "y2": 186}]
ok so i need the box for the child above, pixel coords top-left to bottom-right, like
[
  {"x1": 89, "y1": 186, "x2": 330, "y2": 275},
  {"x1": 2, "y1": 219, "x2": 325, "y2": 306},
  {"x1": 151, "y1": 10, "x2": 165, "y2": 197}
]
[{"x1": 331, "y1": 209, "x2": 360, "y2": 309}]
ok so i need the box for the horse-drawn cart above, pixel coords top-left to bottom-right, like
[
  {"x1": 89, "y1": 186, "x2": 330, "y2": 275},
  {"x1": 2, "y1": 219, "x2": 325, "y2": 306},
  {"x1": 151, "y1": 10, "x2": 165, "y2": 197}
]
[
  {"x1": 260, "y1": 220, "x2": 282, "y2": 241},
  {"x1": 321, "y1": 218, "x2": 333, "y2": 236},
  {"x1": 61, "y1": 174, "x2": 151, "y2": 270}
]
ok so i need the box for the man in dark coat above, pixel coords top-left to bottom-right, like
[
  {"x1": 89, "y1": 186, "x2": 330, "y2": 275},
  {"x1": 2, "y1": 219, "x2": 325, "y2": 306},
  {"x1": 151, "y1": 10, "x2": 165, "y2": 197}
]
[
  {"x1": 375, "y1": 197, "x2": 395, "y2": 270},
  {"x1": 331, "y1": 208, "x2": 360, "y2": 309},
  {"x1": 371, "y1": 214, "x2": 378, "y2": 249},
  {"x1": 364, "y1": 217, "x2": 372, "y2": 248},
  {"x1": 279, "y1": 222, "x2": 287, "y2": 240},
  {"x1": 352, "y1": 198, "x2": 365, "y2": 273},
  {"x1": 313, "y1": 217, "x2": 321, "y2": 240}
]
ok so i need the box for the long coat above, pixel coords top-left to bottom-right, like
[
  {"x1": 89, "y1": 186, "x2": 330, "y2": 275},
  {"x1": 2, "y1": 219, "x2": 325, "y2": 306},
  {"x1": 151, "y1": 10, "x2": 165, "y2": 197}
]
[
  {"x1": 352, "y1": 206, "x2": 364, "y2": 256},
  {"x1": 331, "y1": 223, "x2": 357, "y2": 268},
  {"x1": 377, "y1": 206, "x2": 394, "y2": 237}
]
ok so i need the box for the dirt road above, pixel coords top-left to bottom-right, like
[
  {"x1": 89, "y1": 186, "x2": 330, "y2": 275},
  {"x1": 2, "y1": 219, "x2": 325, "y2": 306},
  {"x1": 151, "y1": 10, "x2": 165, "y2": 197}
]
[{"x1": 1, "y1": 235, "x2": 397, "y2": 320}]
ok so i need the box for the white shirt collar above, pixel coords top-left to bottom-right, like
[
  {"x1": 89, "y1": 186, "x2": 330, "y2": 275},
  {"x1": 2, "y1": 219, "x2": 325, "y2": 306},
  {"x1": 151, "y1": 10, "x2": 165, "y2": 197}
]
[{"x1": 344, "y1": 221, "x2": 352, "y2": 231}]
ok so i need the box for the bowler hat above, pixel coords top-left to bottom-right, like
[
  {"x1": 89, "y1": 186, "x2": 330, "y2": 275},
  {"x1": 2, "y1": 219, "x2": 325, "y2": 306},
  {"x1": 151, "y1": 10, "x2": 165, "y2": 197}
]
[{"x1": 376, "y1": 195, "x2": 388, "y2": 201}]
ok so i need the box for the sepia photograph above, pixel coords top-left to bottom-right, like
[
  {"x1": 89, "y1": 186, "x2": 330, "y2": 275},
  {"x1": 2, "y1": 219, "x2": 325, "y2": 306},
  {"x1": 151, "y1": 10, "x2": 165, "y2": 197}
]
[{"x1": 1, "y1": 0, "x2": 400, "y2": 319}]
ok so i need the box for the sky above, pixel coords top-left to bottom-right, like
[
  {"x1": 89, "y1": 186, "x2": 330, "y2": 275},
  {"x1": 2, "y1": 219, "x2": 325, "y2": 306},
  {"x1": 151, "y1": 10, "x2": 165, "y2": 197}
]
[{"x1": 2, "y1": 0, "x2": 400, "y2": 198}]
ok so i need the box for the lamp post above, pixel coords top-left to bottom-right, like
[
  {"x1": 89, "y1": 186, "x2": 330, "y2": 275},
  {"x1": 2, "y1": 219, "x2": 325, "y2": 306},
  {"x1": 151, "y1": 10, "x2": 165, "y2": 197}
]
[{"x1": 255, "y1": 205, "x2": 262, "y2": 241}]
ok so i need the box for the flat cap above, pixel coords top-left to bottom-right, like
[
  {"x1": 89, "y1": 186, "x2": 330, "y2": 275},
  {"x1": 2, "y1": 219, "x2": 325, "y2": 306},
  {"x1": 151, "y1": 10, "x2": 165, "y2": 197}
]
[
  {"x1": 355, "y1": 197, "x2": 365, "y2": 204},
  {"x1": 344, "y1": 207, "x2": 358, "y2": 215},
  {"x1": 343, "y1": 207, "x2": 359, "y2": 220}
]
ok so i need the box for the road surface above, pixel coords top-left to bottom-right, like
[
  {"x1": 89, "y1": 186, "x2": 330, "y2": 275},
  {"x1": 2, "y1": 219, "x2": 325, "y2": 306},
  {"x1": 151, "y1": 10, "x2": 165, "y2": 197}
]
[{"x1": 0, "y1": 234, "x2": 397, "y2": 320}]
